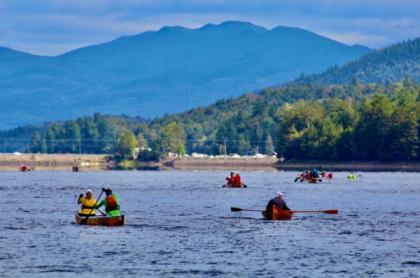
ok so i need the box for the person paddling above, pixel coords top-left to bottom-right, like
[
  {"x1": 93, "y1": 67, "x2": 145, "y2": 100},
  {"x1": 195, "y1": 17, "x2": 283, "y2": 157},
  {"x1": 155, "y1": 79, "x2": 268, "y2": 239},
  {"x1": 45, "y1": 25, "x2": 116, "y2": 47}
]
[
  {"x1": 234, "y1": 172, "x2": 243, "y2": 187},
  {"x1": 347, "y1": 173, "x2": 357, "y2": 181},
  {"x1": 264, "y1": 191, "x2": 290, "y2": 219},
  {"x1": 224, "y1": 172, "x2": 247, "y2": 188},
  {"x1": 77, "y1": 189, "x2": 97, "y2": 216},
  {"x1": 95, "y1": 188, "x2": 121, "y2": 216},
  {"x1": 225, "y1": 172, "x2": 235, "y2": 187}
]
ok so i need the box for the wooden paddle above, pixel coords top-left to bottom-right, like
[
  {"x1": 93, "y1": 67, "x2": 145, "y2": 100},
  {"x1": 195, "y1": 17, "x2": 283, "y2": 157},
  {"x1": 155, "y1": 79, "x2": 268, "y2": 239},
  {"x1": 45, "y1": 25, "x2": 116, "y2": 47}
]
[
  {"x1": 231, "y1": 207, "x2": 338, "y2": 214},
  {"x1": 81, "y1": 190, "x2": 104, "y2": 225}
]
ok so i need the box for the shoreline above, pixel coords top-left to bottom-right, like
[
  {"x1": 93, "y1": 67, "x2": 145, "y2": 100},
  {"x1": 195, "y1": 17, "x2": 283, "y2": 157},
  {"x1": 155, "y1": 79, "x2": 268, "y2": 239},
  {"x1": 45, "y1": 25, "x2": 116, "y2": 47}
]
[
  {"x1": 0, "y1": 153, "x2": 110, "y2": 171},
  {"x1": 0, "y1": 153, "x2": 419, "y2": 172},
  {"x1": 276, "y1": 161, "x2": 420, "y2": 172}
]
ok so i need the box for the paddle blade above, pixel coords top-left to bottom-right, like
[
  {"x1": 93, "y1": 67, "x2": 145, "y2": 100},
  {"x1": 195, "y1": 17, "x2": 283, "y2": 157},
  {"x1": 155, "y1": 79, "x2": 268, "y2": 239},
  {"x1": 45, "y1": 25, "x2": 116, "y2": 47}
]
[
  {"x1": 230, "y1": 207, "x2": 243, "y2": 212},
  {"x1": 323, "y1": 209, "x2": 339, "y2": 214},
  {"x1": 292, "y1": 209, "x2": 339, "y2": 214}
]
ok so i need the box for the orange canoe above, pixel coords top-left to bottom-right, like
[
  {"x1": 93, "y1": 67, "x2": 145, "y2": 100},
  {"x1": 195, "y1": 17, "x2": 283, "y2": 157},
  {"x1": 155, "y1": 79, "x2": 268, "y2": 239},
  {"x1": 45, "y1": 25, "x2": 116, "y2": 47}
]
[
  {"x1": 263, "y1": 205, "x2": 293, "y2": 220},
  {"x1": 75, "y1": 212, "x2": 125, "y2": 226}
]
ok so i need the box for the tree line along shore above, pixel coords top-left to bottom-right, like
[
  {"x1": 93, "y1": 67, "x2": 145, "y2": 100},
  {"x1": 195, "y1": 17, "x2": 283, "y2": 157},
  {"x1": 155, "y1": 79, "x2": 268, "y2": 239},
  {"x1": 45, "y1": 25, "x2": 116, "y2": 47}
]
[{"x1": 1, "y1": 82, "x2": 419, "y2": 166}]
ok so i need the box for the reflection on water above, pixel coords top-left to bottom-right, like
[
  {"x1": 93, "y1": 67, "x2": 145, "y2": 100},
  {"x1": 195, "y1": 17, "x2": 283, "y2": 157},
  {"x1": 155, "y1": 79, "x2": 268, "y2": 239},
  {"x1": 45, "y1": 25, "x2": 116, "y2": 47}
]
[{"x1": 0, "y1": 171, "x2": 419, "y2": 277}]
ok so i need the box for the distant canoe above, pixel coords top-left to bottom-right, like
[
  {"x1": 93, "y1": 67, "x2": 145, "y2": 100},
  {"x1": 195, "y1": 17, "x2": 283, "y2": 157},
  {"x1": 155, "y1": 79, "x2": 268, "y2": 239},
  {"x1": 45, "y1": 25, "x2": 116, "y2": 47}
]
[
  {"x1": 306, "y1": 178, "x2": 321, "y2": 183},
  {"x1": 263, "y1": 206, "x2": 293, "y2": 220},
  {"x1": 297, "y1": 178, "x2": 321, "y2": 183},
  {"x1": 222, "y1": 184, "x2": 246, "y2": 188},
  {"x1": 74, "y1": 212, "x2": 125, "y2": 226},
  {"x1": 20, "y1": 166, "x2": 31, "y2": 172}
]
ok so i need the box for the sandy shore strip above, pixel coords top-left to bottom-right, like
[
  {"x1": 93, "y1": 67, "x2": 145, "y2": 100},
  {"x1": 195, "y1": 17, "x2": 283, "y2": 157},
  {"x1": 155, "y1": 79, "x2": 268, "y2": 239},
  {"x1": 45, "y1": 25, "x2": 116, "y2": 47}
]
[{"x1": 0, "y1": 153, "x2": 109, "y2": 170}]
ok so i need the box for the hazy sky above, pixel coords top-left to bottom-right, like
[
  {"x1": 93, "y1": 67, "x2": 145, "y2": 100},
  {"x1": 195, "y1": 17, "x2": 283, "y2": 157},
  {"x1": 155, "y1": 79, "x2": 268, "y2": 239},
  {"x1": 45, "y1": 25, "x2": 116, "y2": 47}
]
[{"x1": 1, "y1": 0, "x2": 419, "y2": 56}]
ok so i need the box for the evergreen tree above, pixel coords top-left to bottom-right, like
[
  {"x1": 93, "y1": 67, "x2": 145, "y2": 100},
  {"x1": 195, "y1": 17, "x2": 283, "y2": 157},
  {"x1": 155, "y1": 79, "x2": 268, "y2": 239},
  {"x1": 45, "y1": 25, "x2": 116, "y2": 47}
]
[
  {"x1": 161, "y1": 122, "x2": 186, "y2": 155},
  {"x1": 116, "y1": 130, "x2": 138, "y2": 159},
  {"x1": 64, "y1": 121, "x2": 81, "y2": 153},
  {"x1": 137, "y1": 133, "x2": 149, "y2": 150},
  {"x1": 354, "y1": 95, "x2": 395, "y2": 160},
  {"x1": 264, "y1": 134, "x2": 275, "y2": 155},
  {"x1": 45, "y1": 127, "x2": 56, "y2": 153},
  {"x1": 29, "y1": 132, "x2": 43, "y2": 153}
]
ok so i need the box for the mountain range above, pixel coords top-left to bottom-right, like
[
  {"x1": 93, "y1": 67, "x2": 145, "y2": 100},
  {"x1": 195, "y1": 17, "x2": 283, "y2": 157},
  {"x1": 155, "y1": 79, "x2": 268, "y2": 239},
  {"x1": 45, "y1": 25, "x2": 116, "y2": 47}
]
[
  {"x1": 0, "y1": 21, "x2": 371, "y2": 129},
  {"x1": 298, "y1": 37, "x2": 420, "y2": 84},
  {"x1": 2, "y1": 35, "x2": 419, "y2": 155}
]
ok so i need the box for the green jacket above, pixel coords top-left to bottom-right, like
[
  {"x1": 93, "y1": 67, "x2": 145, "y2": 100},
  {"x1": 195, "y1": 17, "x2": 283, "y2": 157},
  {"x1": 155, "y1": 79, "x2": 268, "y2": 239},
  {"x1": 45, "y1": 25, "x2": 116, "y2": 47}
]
[{"x1": 95, "y1": 193, "x2": 121, "y2": 216}]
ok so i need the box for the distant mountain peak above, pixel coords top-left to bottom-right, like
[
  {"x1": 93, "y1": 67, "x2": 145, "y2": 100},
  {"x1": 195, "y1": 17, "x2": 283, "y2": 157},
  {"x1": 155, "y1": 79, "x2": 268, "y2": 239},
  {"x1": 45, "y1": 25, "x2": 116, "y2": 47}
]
[
  {"x1": 270, "y1": 25, "x2": 306, "y2": 32},
  {"x1": 200, "y1": 21, "x2": 268, "y2": 33},
  {"x1": 158, "y1": 25, "x2": 190, "y2": 33}
]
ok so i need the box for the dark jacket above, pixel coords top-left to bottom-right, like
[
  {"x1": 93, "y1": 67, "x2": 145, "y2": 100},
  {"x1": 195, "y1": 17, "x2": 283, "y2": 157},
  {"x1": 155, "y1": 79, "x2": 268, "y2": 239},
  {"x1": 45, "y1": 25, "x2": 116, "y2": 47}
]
[{"x1": 265, "y1": 197, "x2": 290, "y2": 217}]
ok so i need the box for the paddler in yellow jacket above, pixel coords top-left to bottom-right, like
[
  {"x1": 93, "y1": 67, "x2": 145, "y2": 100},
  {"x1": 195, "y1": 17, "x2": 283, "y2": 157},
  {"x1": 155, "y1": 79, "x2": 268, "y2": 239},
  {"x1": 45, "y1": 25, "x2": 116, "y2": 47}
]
[{"x1": 77, "y1": 189, "x2": 97, "y2": 216}]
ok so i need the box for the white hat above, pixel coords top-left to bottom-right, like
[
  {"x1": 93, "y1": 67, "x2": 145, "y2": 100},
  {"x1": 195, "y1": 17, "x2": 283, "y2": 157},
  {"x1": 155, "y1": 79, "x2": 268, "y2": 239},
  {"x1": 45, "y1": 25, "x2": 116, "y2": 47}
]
[
  {"x1": 276, "y1": 191, "x2": 284, "y2": 197},
  {"x1": 86, "y1": 189, "x2": 92, "y2": 194}
]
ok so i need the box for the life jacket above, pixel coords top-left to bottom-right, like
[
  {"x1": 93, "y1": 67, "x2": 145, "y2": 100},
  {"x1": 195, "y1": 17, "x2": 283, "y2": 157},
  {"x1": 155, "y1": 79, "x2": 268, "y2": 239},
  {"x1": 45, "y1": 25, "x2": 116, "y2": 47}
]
[
  {"x1": 234, "y1": 175, "x2": 241, "y2": 186},
  {"x1": 80, "y1": 198, "x2": 96, "y2": 215},
  {"x1": 106, "y1": 195, "x2": 119, "y2": 212}
]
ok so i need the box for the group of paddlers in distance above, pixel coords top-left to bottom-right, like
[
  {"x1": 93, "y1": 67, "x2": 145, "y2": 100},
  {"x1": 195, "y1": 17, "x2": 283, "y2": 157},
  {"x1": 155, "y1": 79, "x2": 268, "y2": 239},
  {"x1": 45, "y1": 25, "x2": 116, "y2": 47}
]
[
  {"x1": 223, "y1": 172, "x2": 338, "y2": 220},
  {"x1": 294, "y1": 168, "x2": 334, "y2": 183},
  {"x1": 295, "y1": 169, "x2": 359, "y2": 183},
  {"x1": 223, "y1": 171, "x2": 247, "y2": 188}
]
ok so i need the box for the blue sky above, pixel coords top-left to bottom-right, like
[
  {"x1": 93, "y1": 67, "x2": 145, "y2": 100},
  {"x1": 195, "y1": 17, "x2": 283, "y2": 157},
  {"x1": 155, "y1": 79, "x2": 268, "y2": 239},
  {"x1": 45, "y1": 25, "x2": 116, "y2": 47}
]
[{"x1": 1, "y1": 0, "x2": 419, "y2": 56}]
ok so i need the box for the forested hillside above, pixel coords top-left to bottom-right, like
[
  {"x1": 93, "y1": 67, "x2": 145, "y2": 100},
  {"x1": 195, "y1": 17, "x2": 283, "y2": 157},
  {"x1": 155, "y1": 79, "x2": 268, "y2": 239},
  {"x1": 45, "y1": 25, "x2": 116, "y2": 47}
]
[
  {"x1": 2, "y1": 36, "x2": 419, "y2": 161},
  {"x1": 2, "y1": 81, "x2": 419, "y2": 161},
  {"x1": 298, "y1": 38, "x2": 420, "y2": 84}
]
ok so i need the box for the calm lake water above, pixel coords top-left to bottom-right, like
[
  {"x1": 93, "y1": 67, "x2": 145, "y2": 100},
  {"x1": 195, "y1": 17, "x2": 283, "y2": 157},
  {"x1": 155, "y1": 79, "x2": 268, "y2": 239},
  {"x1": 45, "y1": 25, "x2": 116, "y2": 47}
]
[{"x1": 0, "y1": 171, "x2": 419, "y2": 277}]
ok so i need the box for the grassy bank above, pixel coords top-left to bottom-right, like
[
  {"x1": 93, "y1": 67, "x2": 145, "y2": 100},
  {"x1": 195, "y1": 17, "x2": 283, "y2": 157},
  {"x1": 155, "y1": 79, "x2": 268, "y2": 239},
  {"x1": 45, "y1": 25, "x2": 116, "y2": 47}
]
[{"x1": 115, "y1": 159, "x2": 159, "y2": 170}]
